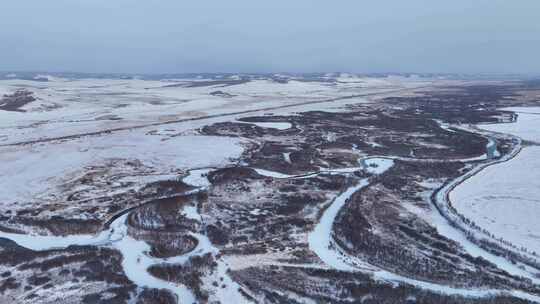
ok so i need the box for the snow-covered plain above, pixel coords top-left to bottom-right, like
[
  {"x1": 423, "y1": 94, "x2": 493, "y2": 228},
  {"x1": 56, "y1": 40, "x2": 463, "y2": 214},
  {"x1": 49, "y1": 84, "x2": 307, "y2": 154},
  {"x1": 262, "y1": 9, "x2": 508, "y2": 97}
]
[
  {"x1": 3, "y1": 75, "x2": 534, "y2": 302},
  {"x1": 0, "y1": 76, "x2": 430, "y2": 146},
  {"x1": 0, "y1": 75, "x2": 431, "y2": 302},
  {"x1": 482, "y1": 107, "x2": 540, "y2": 143},
  {"x1": 451, "y1": 108, "x2": 540, "y2": 254},
  {"x1": 0, "y1": 133, "x2": 243, "y2": 207}
]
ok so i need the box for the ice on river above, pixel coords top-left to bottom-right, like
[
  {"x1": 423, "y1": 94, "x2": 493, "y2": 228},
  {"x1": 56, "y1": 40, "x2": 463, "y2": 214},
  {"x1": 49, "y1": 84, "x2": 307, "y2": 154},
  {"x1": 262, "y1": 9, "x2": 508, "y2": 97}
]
[
  {"x1": 308, "y1": 155, "x2": 540, "y2": 301},
  {"x1": 308, "y1": 179, "x2": 370, "y2": 272},
  {"x1": 308, "y1": 157, "x2": 392, "y2": 271},
  {"x1": 0, "y1": 225, "x2": 110, "y2": 251},
  {"x1": 237, "y1": 121, "x2": 292, "y2": 130}
]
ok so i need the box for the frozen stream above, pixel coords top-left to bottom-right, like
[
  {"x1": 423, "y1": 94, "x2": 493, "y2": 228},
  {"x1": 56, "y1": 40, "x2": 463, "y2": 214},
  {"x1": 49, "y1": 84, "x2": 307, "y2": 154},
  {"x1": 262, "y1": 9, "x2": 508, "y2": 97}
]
[
  {"x1": 236, "y1": 120, "x2": 292, "y2": 130},
  {"x1": 0, "y1": 169, "x2": 245, "y2": 303},
  {"x1": 0, "y1": 212, "x2": 200, "y2": 302},
  {"x1": 2, "y1": 116, "x2": 540, "y2": 302},
  {"x1": 0, "y1": 202, "x2": 202, "y2": 303},
  {"x1": 304, "y1": 156, "x2": 540, "y2": 302}
]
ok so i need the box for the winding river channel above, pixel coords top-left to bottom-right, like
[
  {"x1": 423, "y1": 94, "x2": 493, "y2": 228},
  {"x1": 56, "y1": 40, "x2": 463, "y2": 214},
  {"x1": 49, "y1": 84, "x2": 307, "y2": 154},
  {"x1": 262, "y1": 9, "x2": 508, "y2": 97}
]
[
  {"x1": 254, "y1": 152, "x2": 540, "y2": 302},
  {"x1": 0, "y1": 170, "x2": 247, "y2": 304},
  {"x1": 2, "y1": 110, "x2": 540, "y2": 303}
]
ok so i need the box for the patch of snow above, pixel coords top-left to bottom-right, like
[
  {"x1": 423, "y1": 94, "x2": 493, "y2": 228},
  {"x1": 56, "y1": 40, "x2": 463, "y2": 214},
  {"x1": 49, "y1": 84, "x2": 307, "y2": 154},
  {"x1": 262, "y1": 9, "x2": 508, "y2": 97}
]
[
  {"x1": 434, "y1": 119, "x2": 457, "y2": 133},
  {"x1": 0, "y1": 134, "x2": 242, "y2": 205},
  {"x1": 283, "y1": 152, "x2": 291, "y2": 163},
  {"x1": 183, "y1": 168, "x2": 212, "y2": 188},
  {"x1": 362, "y1": 158, "x2": 394, "y2": 174},
  {"x1": 202, "y1": 259, "x2": 252, "y2": 304},
  {"x1": 253, "y1": 168, "x2": 295, "y2": 179},
  {"x1": 181, "y1": 205, "x2": 202, "y2": 222},
  {"x1": 367, "y1": 141, "x2": 383, "y2": 148},
  {"x1": 249, "y1": 209, "x2": 262, "y2": 216},
  {"x1": 239, "y1": 121, "x2": 292, "y2": 130},
  {"x1": 33, "y1": 74, "x2": 68, "y2": 82}
]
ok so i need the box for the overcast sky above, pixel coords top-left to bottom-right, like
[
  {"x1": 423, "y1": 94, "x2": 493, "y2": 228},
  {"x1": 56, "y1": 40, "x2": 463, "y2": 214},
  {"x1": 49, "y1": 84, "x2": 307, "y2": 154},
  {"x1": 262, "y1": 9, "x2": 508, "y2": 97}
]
[{"x1": 1, "y1": 0, "x2": 539, "y2": 74}]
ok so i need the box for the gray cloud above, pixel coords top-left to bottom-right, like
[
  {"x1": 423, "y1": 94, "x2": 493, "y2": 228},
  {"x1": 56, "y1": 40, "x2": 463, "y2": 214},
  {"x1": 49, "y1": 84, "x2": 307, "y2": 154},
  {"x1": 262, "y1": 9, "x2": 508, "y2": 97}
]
[{"x1": 1, "y1": 0, "x2": 539, "y2": 74}]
